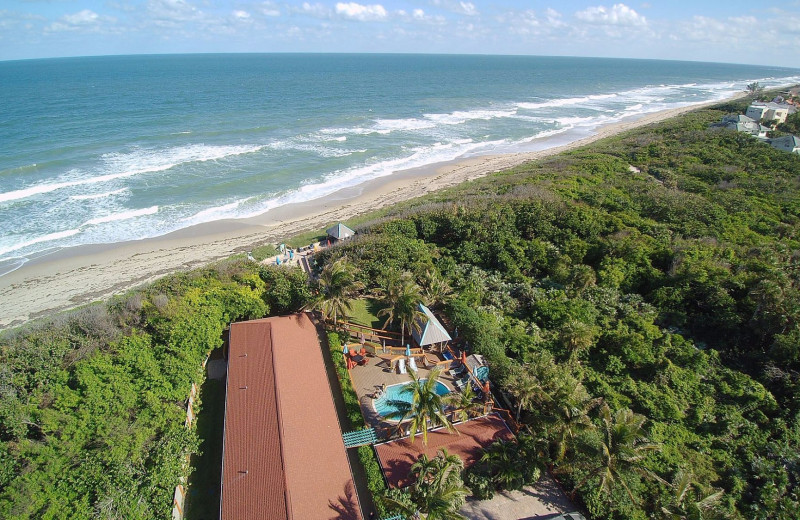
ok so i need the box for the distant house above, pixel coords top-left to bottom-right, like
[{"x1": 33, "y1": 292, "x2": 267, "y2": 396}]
[
  {"x1": 715, "y1": 114, "x2": 769, "y2": 138},
  {"x1": 746, "y1": 101, "x2": 795, "y2": 124},
  {"x1": 326, "y1": 222, "x2": 355, "y2": 242},
  {"x1": 769, "y1": 135, "x2": 800, "y2": 154}
]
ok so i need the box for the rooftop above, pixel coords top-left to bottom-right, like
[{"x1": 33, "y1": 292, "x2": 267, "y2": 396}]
[{"x1": 221, "y1": 314, "x2": 361, "y2": 520}]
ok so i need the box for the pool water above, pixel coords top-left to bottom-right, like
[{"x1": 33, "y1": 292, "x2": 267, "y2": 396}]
[{"x1": 373, "y1": 380, "x2": 450, "y2": 418}]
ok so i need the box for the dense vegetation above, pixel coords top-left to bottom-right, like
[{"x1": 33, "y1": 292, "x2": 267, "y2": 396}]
[
  {"x1": 314, "y1": 101, "x2": 800, "y2": 519},
  {"x1": 0, "y1": 263, "x2": 309, "y2": 518},
  {"x1": 1, "y1": 97, "x2": 798, "y2": 519}
]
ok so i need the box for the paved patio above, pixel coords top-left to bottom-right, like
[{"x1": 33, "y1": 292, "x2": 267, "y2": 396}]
[{"x1": 346, "y1": 347, "x2": 461, "y2": 429}]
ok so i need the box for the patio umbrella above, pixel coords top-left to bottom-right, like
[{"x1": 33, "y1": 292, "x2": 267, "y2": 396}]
[{"x1": 405, "y1": 344, "x2": 411, "y2": 357}]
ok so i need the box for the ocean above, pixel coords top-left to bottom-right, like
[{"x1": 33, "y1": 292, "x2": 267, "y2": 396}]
[{"x1": 1, "y1": 53, "x2": 798, "y2": 274}]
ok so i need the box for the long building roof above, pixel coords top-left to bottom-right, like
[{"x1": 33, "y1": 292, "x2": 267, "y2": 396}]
[{"x1": 221, "y1": 313, "x2": 361, "y2": 520}]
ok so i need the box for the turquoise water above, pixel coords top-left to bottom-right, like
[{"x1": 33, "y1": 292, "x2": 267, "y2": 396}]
[
  {"x1": 373, "y1": 379, "x2": 451, "y2": 418},
  {"x1": 1, "y1": 54, "x2": 799, "y2": 272}
]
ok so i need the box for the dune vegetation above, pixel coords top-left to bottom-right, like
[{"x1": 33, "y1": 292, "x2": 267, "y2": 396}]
[{"x1": 1, "y1": 98, "x2": 799, "y2": 519}]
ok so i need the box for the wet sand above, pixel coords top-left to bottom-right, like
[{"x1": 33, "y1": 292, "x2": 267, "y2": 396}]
[{"x1": 0, "y1": 96, "x2": 741, "y2": 328}]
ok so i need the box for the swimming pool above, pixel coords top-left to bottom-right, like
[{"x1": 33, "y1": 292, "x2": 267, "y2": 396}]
[{"x1": 373, "y1": 380, "x2": 451, "y2": 419}]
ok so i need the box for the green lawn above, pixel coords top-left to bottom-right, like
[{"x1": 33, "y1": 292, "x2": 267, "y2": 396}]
[
  {"x1": 347, "y1": 298, "x2": 385, "y2": 329},
  {"x1": 184, "y1": 377, "x2": 226, "y2": 520}
]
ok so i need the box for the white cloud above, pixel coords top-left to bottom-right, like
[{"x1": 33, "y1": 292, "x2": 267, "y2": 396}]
[
  {"x1": 335, "y1": 2, "x2": 388, "y2": 22},
  {"x1": 458, "y1": 2, "x2": 478, "y2": 16},
  {"x1": 233, "y1": 10, "x2": 250, "y2": 20},
  {"x1": 261, "y1": 1, "x2": 281, "y2": 17},
  {"x1": 46, "y1": 9, "x2": 116, "y2": 32},
  {"x1": 430, "y1": 0, "x2": 478, "y2": 16},
  {"x1": 576, "y1": 3, "x2": 647, "y2": 27},
  {"x1": 145, "y1": 0, "x2": 202, "y2": 27},
  {"x1": 300, "y1": 2, "x2": 331, "y2": 19},
  {"x1": 413, "y1": 9, "x2": 425, "y2": 20}
]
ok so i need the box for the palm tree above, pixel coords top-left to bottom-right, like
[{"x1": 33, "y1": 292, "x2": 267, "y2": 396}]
[
  {"x1": 573, "y1": 405, "x2": 663, "y2": 502},
  {"x1": 444, "y1": 383, "x2": 483, "y2": 423},
  {"x1": 421, "y1": 269, "x2": 453, "y2": 310},
  {"x1": 386, "y1": 448, "x2": 469, "y2": 520},
  {"x1": 305, "y1": 256, "x2": 364, "y2": 325},
  {"x1": 504, "y1": 362, "x2": 549, "y2": 421},
  {"x1": 480, "y1": 438, "x2": 528, "y2": 491},
  {"x1": 386, "y1": 367, "x2": 456, "y2": 445},
  {"x1": 378, "y1": 271, "x2": 425, "y2": 345},
  {"x1": 559, "y1": 319, "x2": 597, "y2": 365},
  {"x1": 660, "y1": 470, "x2": 724, "y2": 520},
  {"x1": 545, "y1": 380, "x2": 601, "y2": 462},
  {"x1": 410, "y1": 448, "x2": 464, "y2": 493}
]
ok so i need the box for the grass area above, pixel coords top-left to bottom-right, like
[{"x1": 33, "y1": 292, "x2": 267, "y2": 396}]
[
  {"x1": 184, "y1": 377, "x2": 226, "y2": 520},
  {"x1": 347, "y1": 298, "x2": 385, "y2": 329},
  {"x1": 250, "y1": 243, "x2": 279, "y2": 262}
]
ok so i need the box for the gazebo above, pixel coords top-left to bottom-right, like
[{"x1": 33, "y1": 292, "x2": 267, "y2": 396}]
[
  {"x1": 326, "y1": 222, "x2": 355, "y2": 242},
  {"x1": 412, "y1": 303, "x2": 452, "y2": 350}
]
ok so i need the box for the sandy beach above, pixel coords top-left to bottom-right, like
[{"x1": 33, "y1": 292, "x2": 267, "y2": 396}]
[{"x1": 0, "y1": 96, "x2": 741, "y2": 329}]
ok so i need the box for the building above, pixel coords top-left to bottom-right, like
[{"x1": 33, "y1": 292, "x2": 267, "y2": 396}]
[
  {"x1": 411, "y1": 303, "x2": 452, "y2": 349},
  {"x1": 769, "y1": 135, "x2": 800, "y2": 154},
  {"x1": 326, "y1": 222, "x2": 356, "y2": 242},
  {"x1": 220, "y1": 313, "x2": 361, "y2": 520},
  {"x1": 715, "y1": 114, "x2": 769, "y2": 138},
  {"x1": 746, "y1": 102, "x2": 795, "y2": 124}
]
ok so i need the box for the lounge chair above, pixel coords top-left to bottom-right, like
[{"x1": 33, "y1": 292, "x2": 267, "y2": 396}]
[
  {"x1": 408, "y1": 356, "x2": 418, "y2": 372},
  {"x1": 398, "y1": 358, "x2": 407, "y2": 374}
]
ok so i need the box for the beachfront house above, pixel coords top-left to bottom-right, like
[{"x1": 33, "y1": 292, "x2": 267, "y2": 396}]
[
  {"x1": 326, "y1": 222, "x2": 356, "y2": 243},
  {"x1": 746, "y1": 101, "x2": 795, "y2": 124},
  {"x1": 714, "y1": 114, "x2": 769, "y2": 138},
  {"x1": 769, "y1": 135, "x2": 800, "y2": 154},
  {"x1": 220, "y1": 314, "x2": 362, "y2": 520}
]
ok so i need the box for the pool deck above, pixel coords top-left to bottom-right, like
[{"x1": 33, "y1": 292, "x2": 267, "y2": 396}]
[{"x1": 346, "y1": 349, "x2": 460, "y2": 429}]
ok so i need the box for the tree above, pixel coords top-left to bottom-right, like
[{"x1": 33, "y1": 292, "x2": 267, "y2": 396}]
[
  {"x1": 559, "y1": 319, "x2": 597, "y2": 365},
  {"x1": 386, "y1": 448, "x2": 470, "y2": 520},
  {"x1": 573, "y1": 405, "x2": 663, "y2": 502},
  {"x1": 306, "y1": 256, "x2": 364, "y2": 325},
  {"x1": 480, "y1": 439, "x2": 528, "y2": 491},
  {"x1": 444, "y1": 382, "x2": 483, "y2": 423},
  {"x1": 378, "y1": 271, "x2": 425, "y2": 346},
  {"x1": 421, "y1": 269, "x2": 453, "y2": 310},
  {"x1": 746, "y1": 81, "x2": 763, "y2": 97},
  {"x1": 546, "y1": 381, "x2": 601, "y2": 462},
  {"x1": 660, "y1": 470, "x2": 724, "y2": 520},
  {"x1": 387, "y1": 368, "x2": 456, "y2": 445}
]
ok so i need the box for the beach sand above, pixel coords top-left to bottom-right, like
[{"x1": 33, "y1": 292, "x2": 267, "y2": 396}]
[{"x1": 0, "y1": 97, "x2": 741, "y2": 328}]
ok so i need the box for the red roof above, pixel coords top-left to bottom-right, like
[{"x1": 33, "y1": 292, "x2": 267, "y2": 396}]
[
  {"x1": 374, "y1": 414, "x2": 515, "y2": 489},
  {"x1": 221, "y1": 313, "x2": 361, "y2": 520}
]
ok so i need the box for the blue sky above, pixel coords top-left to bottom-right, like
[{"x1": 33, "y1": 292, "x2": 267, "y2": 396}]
[{"x1": 2, "y1": 1, "x2": 799, "y2": 66}]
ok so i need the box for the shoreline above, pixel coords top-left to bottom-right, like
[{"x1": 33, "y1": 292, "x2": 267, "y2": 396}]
[{"x1": 0, "y1": 94, "x2": 743, "y2": 328}]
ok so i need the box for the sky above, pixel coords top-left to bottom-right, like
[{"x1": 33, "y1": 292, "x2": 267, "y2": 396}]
[{"x1": 1, "y1": 1, "x2": 799, "y2": 67}]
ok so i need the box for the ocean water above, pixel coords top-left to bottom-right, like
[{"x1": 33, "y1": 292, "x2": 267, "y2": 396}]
[{"x1": 1, "y1": 54, "x2": 798, "y2": 273}]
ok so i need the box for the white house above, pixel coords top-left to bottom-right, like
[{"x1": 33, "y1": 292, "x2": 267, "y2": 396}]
[
  {"x1": 769, "y1": 135, "x2": 800, "y2": 154},
  {"x1": 746, "y1": 102, "x2": 795, "y2": 124}
]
